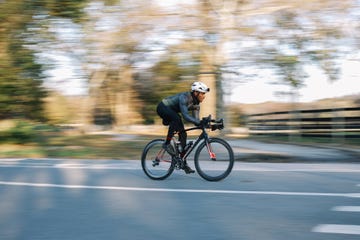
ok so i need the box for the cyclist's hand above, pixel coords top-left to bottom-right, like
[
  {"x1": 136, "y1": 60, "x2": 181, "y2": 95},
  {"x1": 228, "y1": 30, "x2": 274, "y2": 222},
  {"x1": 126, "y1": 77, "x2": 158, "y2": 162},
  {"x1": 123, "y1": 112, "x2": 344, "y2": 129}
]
[
  {"x1": 201, "y1": 116, "x2": 211, "y2": 128},
  {"x1": 195, "y1": 119, "x2": 207, "y2": 127},
  {"x1": 195, "y1": 120, "x2": 202, "y2": 127}
]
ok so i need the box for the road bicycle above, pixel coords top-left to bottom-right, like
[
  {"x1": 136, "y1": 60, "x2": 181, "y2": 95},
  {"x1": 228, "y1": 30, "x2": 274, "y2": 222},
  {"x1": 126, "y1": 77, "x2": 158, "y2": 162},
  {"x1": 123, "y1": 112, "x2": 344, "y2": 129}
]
[{"x1": 141, "y1": 116, "x2": 234, "y2": 181}]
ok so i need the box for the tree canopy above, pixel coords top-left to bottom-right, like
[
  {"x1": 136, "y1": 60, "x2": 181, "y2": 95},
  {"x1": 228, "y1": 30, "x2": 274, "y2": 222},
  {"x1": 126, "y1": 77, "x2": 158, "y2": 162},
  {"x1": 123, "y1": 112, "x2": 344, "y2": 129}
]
[
  {"x1": 0, "y1": 0, "x2": 90, "y2": 120},
  {"x1": 0, "y1": 0, "x2": 359, "y2": 124}
]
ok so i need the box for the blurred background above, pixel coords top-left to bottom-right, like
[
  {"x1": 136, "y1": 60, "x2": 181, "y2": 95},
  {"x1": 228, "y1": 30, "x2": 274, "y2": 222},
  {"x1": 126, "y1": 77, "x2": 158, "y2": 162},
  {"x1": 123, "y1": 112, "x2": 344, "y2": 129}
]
[{"x1": 0, "y1": 0, "x2": 359, "y2": 158}]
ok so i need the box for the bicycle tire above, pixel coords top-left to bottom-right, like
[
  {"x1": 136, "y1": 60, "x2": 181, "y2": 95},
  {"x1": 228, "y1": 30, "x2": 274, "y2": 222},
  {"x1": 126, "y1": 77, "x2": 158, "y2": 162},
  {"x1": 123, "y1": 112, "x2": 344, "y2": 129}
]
[
  {"x1": 194, "y1": 138, "x2": 234, "y2": 181},
  {"x1": 141, "y1": 139, "x2": 174, "y2": 180}
]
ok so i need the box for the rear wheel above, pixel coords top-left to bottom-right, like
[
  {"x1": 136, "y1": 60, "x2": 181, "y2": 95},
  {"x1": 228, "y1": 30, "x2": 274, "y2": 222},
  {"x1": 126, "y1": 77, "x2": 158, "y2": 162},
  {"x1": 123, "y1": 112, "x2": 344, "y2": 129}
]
[
  {"x1": 141, "y1": 139, "x2": 174, "y2": 180},
  {"x1": 194, "y1": 138, "x2": 234, "y2": 181}
]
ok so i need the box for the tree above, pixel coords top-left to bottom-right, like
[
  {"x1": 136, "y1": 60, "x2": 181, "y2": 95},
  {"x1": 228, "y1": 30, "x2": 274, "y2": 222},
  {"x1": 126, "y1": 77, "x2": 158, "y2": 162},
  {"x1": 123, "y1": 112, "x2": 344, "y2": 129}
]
[
  {"x1": 0, "y1": 0, "x2": 89, "y2": 121},
  {"x1": 0, "y1": 1, "x2": 46, "y2": 120},
  {"x1": 83, "y1": 0, "x2": 359, "y2": 126},
  {"x1": 12, "y1": 0, "x2": 357, "y2": 128},
  {"x1": 235, "y1": 0, "x2": 358, "y2": 101}
]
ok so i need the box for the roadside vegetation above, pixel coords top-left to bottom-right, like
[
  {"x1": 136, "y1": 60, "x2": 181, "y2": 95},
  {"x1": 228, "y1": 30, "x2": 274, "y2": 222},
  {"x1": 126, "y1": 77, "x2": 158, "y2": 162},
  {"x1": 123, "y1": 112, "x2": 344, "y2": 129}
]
[
  {"x1": 0, "y1": 119, "x2": 358, "y2": 160},
  {"x1": 0, "y1": 120, "x2": 151, "y2": 159}
]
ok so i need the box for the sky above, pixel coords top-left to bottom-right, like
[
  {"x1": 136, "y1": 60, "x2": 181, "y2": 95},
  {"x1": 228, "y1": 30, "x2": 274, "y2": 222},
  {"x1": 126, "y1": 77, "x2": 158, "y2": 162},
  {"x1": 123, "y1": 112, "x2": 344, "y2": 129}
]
[{"x1": 229, "y1": 58, "x2": 360, "y2": 104}]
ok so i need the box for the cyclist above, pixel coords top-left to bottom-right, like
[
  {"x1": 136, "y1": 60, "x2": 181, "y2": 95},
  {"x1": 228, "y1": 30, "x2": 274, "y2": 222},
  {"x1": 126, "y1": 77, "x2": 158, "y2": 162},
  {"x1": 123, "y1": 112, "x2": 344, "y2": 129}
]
[{"x1": 156, "y1": 81, "x2": 210, "y2": 174}]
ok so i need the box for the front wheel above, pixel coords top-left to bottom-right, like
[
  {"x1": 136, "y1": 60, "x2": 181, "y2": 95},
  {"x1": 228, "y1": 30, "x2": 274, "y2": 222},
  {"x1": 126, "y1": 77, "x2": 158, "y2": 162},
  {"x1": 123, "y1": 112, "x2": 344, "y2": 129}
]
[
  {"x1": 141, "y1": 139, "x2": 174, "y2": 180},
  {"x1": 194, "y1": 138, "x2": 234, "y2": 181}
]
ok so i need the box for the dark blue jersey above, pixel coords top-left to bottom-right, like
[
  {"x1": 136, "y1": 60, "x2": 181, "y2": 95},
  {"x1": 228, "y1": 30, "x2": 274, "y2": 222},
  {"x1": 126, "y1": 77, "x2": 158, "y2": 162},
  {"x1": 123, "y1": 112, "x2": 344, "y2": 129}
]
[{"x1": 162, "y1": 92, "x2": 200, "y2": 125}]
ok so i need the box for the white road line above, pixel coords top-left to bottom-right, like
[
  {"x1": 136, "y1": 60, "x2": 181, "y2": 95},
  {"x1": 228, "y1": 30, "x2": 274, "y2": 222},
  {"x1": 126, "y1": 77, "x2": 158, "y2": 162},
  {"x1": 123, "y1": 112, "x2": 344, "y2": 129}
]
[
  {"x1": 332, "y1": 206, "x2": 360, "y2": 212},
  {"x1": 0, "y1": 163, "x2": 141, "y2": 170},
  {"x1": 0, "y1": 181, "x2": 359, "y2": 198},
  {"x1": 312, "y1": 224, "x2": 360, "y2": 235},
  {"x1": 1, "y1": 161, "x2": 360, "y2": 172}
]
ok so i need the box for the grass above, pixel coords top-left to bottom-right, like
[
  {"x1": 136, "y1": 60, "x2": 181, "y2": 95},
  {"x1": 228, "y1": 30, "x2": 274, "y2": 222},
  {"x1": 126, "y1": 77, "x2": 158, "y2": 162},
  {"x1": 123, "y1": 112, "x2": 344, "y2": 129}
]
[
  {"x1": 0, "y1": 133, "x2": 156, "y2": 160},
  {"x1": 0, "y1": 125, "x2": 359, "y2": 160}
]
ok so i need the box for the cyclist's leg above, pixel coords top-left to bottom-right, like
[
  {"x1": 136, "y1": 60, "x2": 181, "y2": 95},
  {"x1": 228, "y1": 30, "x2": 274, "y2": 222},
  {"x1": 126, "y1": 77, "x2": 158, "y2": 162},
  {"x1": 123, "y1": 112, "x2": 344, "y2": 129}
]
[
  {"x1": 157, "y1": 104, "x2": 193, "y2": 173},
  {"x1": 178, "y1": 121, "x2": 186, "y2": 150},
  {"x1": 157, "y1": 102, "x2": 182, "y2": 145},
  {"x1": 157, "y1": 102, "x2": 174, "y2": 144},
  {"x1": 176, "y1": 122, "x2": 195, "y2": 173}
]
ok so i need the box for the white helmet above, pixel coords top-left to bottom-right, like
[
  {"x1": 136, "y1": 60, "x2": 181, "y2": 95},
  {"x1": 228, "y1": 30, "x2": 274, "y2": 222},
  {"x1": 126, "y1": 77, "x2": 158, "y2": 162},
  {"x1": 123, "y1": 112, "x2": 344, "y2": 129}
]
[{"x1": 191, "y1": 81, "x2": 210, "y2": 93}]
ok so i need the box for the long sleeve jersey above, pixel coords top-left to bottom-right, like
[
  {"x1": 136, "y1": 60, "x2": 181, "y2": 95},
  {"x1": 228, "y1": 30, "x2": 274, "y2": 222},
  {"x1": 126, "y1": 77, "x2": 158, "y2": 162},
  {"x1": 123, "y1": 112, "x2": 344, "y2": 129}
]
[{"x1": 161, "y1": 92, "x2": 201, "y2": 125}]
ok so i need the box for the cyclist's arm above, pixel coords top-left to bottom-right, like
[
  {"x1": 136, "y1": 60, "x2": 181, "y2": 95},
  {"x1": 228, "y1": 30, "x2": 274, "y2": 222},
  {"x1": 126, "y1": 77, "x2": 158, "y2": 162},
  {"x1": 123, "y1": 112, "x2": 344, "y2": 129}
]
[
  {"x1": 179, "y1": 94, "x2": 200, "y2": 125},
  {"x1": 192, "y1": 105, "x2": 200, "y2": 121}
]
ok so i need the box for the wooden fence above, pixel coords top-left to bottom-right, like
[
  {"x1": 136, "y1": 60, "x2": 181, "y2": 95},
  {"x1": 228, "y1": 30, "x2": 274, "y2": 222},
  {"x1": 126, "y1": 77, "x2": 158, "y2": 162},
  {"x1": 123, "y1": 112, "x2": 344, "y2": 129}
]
[{"x1": 246, "y1": 107, "x2": 360, "y2": 139}]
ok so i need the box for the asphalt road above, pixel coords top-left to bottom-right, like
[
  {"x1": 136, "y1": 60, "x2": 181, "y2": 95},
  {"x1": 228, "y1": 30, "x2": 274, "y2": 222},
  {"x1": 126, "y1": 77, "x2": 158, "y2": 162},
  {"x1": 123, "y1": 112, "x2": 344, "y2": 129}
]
[{"x1": 0, "y1": 159, "x2": 360, "y2": 240}]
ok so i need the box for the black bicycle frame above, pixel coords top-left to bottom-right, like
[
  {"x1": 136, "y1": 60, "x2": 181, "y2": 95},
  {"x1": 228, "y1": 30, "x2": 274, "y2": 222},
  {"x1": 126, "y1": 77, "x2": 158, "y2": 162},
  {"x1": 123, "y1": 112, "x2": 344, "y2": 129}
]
[{"x1": 180, "y1": 126, "x2": 213, "y2": 161}]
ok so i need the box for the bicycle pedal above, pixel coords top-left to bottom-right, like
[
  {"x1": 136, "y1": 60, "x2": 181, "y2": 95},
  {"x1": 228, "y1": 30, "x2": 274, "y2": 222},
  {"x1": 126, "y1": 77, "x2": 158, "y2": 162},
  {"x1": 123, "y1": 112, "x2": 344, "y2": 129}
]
[{"x1": 152, "y1": 159, "x2": 160, "y2": 167}]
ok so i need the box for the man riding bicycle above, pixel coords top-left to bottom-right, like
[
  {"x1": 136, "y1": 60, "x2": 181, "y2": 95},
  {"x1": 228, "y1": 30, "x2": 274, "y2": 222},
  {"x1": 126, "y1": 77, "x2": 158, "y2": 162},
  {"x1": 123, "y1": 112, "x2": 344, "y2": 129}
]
[{"x1": 156, "y1": 81, "x2": 210, "y2": 174}]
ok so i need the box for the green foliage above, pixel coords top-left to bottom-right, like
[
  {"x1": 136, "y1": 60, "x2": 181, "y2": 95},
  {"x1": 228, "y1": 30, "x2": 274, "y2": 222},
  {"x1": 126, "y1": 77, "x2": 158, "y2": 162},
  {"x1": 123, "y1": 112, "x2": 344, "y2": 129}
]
[
  {"x1": 44, "y1": 0, "x2": 89, "y2": 22},
  {"x1": 0, "y1": 119, "x2": 62, "y2": 144},
  {"x1": 136, "y1": 55, "x2": 200, "y2": 124},
  {"x1": 2, "y1": 29, "x2": 48, "y2": 120},
  {"x1": 0, "y1": 121, "x2": 36, "y2": 144},
  {"x1": 0, "y1": 0, "x2": 94, "y2": 122}
]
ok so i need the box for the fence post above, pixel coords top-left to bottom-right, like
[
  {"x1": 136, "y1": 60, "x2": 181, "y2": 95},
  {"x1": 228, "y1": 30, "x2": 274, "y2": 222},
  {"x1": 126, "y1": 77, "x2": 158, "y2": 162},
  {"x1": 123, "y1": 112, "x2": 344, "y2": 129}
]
[{"x1": 332, "y1": 108, "x2": 344, "y2": 144}]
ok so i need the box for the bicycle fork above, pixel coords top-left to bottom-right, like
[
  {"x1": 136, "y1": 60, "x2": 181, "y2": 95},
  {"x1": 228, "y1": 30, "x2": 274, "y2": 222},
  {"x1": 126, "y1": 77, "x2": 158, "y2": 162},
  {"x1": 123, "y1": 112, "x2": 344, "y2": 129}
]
[
  {"x1": 205, "y1": 141, "x2": 217, "y2": 161},
  {"x1": 201, "y1": 132, "x2": 216, "y2": 161}
]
